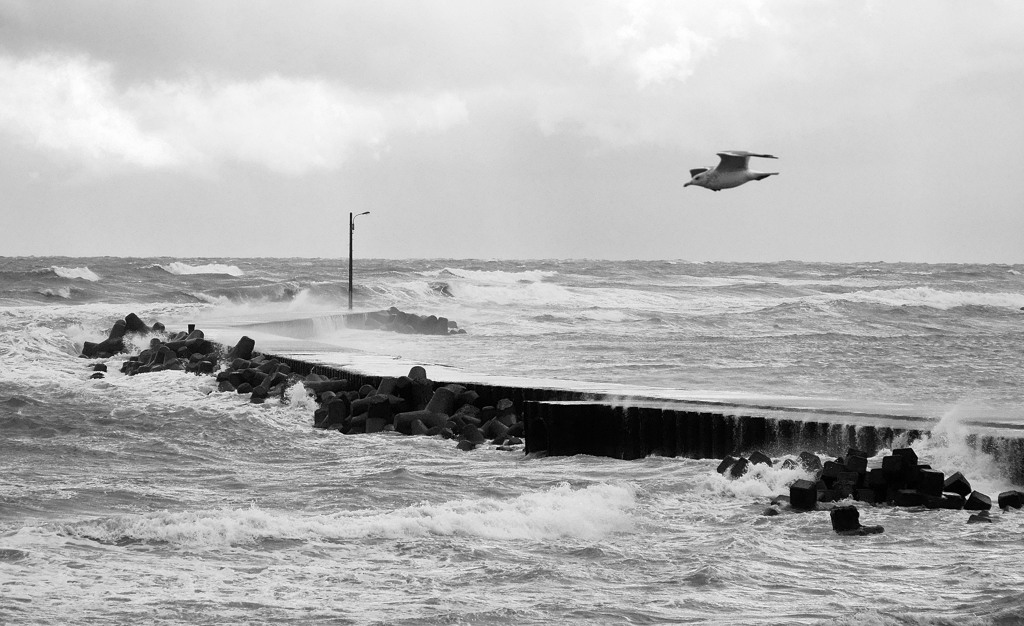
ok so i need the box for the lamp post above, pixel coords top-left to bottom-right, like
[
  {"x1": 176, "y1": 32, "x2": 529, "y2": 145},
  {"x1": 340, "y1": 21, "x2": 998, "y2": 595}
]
[{"x1": 348, "y1": 211, "x2": 370, "y2": 310}]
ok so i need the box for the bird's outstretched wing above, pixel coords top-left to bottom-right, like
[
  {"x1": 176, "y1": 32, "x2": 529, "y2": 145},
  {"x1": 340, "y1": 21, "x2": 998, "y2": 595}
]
[
  {"x1": 689, "y1": 167, "x2": 709, "y2": 178},
  {"x1": 716, "y1": 151, "x2": 778, "y2": 171}
]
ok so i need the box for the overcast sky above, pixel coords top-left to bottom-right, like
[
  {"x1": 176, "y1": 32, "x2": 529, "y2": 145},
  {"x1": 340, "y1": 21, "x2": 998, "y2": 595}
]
[{"x1": 1, "y1": 1, "x2": 1022, "y2": 262}]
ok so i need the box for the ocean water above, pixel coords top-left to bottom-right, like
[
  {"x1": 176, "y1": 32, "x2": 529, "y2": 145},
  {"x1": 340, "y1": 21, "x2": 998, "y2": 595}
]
[{"x1": 2, "y1": 257, "x2": 1024, "y2": 625}]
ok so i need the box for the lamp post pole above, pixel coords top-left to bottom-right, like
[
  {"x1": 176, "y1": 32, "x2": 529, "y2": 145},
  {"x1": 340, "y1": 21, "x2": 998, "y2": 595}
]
[{"x1": 348, "y1": 211, "x2": 370, "y2": 310}]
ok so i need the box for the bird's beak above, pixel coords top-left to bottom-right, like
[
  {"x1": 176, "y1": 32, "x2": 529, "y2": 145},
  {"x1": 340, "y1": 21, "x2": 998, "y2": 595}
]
[{"x1": 684, "y1": 181, "x2": 692, "y2": 187}]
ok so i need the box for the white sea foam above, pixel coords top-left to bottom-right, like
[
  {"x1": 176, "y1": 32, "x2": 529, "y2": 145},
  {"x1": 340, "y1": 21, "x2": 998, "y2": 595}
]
[
  {"x1": 702, "y1": 458, "x2": 816, "y2": 499},
  {"x1": 160, "y1": 262, "x2": 244, "y2": 277},
  {"x1": 64, "y1": 482, "x2": 636, "y2": 547},
  {"x1": 826, "y1": 286, "x2": 1024, "y2": 310},
  {"x1": 430, "y1": 267, "x2": 557, "y2": 284},
  {"x1": 52, "y1": 266, "x2": 99, "y2": 281},
  {"x1": 38, "y1": 286, "x2": 73, "y2": 299}
]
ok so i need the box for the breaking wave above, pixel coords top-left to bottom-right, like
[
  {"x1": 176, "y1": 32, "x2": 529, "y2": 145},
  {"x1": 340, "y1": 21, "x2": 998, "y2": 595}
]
[
  {"x1": 52, "y1": 266, "x2": 100, "y2": 282},
  {"x1": 158, "y1": 262, "x2": 244, "y2": 277},
  {"x1": 63, "y1": 482, "x2": 636, "y2": 548}
]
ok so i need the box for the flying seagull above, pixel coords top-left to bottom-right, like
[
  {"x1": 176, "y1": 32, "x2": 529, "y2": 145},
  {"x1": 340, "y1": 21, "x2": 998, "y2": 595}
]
[{"x1": 684, "y1": 151, "x2": 779, "y2": 191}]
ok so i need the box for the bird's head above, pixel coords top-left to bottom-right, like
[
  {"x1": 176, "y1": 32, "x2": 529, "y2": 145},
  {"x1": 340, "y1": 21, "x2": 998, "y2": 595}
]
[
  {"x1": 685, "y1": 167, "x2": 710, "y2": 189},
  {"x1": 685, "y1": 173, "x2": 706, "y2": 188}
]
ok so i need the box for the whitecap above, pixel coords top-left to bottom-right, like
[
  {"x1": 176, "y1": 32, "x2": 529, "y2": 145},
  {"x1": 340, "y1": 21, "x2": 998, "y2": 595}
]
[
  {"x1": 159, "y1": 262, "x2": 244, "y2": 277},
  {"x1": 39, "y1": 287, "x2": 73, "y2": 299},
  {"x1": 52, "y1": 266, "x2": 100, "y2": 282},
  {"x1": 825, "y1": 286, "x2": 1024, "y2": 310}
]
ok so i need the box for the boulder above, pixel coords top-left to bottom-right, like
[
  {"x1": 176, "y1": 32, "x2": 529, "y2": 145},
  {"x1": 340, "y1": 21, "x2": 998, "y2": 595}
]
[
  {"x1": 917, "y1": 469, "x2": 945, "y2": 498},
  {"x1": 892, "y1": 447, "x2": 919, "y2": 467},
  {"x1": 304, "y1": 379, "x2": 350, "y2": 396},
  {"x1": 925, "y1": 492, "x2": 966, "y2": 510},
  {"x1": 481, "y1": 418, "x2": 509, "y2": 441},
  {"x1": 376, "y1": 377, "x2": 398, "y2": 396},
  {"x1": 496, "y1": 398, "x2": 516, "y2": 416},
  {"x1": 460, "y1": 424, "x2": 486, "y2": 445},
  {"x1": 790, "y1": 479, "x2": 817, "y2": 510},
  {"x1": 798, "y1": 451, "x2": 822, "y2": 473},
  {"x1": 894, "y1": 489, "x2": 926, "y2": 507},
  {"x1": 943, "y1": 471, "x2": 972, "y2": 498},
  {"x1": 394, "y1": 410, "x2": 448, "y2": 435},
  {"x1": 124, "y1": 313, "x2": 150, "y2": 334},
  {"x1": 410, "y1": 419, "x2": 431, "y2": 436},
  {"x1": 717, "y1": 456, "x2": 739, "y2": 475},
  {"x1": 854, "y1": 489, "x2": 878, "y2": 504},
  {"x1": 365, "y1": 394, "x2": 393, "y2": 423},
  {"x1": 834, "y1": 472, "x2": 861, "y2": 499},
  {"x1": 456, "y1": 440, "x2": 477, "y2": 452},
  {"x1": 322, "y1": 397, "x2": 350, "y2": 428},
  {"x1": 408, "y1": 378, "x2": 435, "y2": 410},
  {"x1": 425, "y1": 386, "x2": 457, "y2": 416},
  {"x1": 108, "y1": 319, "x2": 128, "y2": 340},
  {"x1": 408, "y1": 366, "x2": 427, "y2": 381},
  {"x1": 830, "y1": 505, "x2": 861, "y2": 533},
  {"x1": 457, "y1": 389, "x2": 481, "y2": 409},
  {"x1": 365, "y1": 416, "x2": 387, "y2": 434},
  {"x1": 845, "y1": 454, "x2": 868, "y2": 474},
  {"x1": 881, "y1": 455, "x2": 907, "y2": 488},
  {"x1": 967, "y1": 511, "x2": 993, "y2": 524},
  {"x1": 227, "y1": 336, "x2": 256, "y2": 361},
  {"x1": 964, "y1": 491, "x2": 992, "y2": 511},
  {"x1": 817, "y1": 489, "x2": 839, "y2": 503},
  {"x1": 998, "y1": 490, "x2": 1024, "y2": 510},
  {"x1": 749, "y1": 451, "x2": 773, "y2": 467},
  {"x1": 729, "y1": 457, "x2": 750, "y2": 478},
  {"x1": 821, "y1": 460, "x2": 846, "y2": 488},
  {"x1": 831, "y1": 505, "x2": 883, "y2": 535}
]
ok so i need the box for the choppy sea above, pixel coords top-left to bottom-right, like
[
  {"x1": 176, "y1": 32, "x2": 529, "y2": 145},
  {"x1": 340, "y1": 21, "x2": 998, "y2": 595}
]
[{"x1": 2, "y1": 257, "x2": 1024, "y2": 625}]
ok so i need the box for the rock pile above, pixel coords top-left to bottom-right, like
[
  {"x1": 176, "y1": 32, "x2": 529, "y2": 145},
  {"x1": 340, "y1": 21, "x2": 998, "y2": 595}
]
[
  {"x1": 307, "y1": 364, "x2": 524, "y2": 452},
  {"x1": 80, "y1": 313, "x2": 220, "y2": 376},
  {"x1": 212, "y1": 336, "x2": 296, "y2": 404},
  {"x1": 344, "y1": 307, "x2": 466, "y2": 335},
  {"x1": 719, "y1": 446, "x2": 1024, "y2": 531},
  {"x1": 81, "y1": 315, "x2": 521, "y2": 453},
  {"x1": 81, "y1": 313, "x2": 166, "y2": 360}
]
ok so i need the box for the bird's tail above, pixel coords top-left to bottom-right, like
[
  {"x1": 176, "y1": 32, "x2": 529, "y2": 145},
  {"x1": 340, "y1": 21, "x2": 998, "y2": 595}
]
[{"x1": 752, "y1": 172, "x2": 779, "y2": 181}]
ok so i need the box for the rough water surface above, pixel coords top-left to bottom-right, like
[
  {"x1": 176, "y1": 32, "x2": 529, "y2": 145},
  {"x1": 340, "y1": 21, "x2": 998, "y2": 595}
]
[{"x1": 2, "y1": 257, "x2": 1024, "y2": 625}]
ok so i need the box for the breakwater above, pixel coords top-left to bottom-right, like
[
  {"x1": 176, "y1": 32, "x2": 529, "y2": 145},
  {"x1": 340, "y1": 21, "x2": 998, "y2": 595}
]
[
  {"x1": 268, "y1": 354, "x2": 1024, "y2": 484},
  {"x1": 81, "y1": 312, "x2": 1024, "y2": 484}
]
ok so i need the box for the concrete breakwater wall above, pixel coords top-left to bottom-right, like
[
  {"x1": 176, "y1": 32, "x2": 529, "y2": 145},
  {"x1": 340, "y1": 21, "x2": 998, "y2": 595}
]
[{"x1": 271, "y1": 355, "x2": 1024, "y2": 483}]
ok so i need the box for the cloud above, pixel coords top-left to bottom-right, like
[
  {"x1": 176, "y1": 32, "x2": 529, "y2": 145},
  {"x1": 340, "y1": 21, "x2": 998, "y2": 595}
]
[
  {"x1": 0, "y1": 54, "x2": 179, "y2": 168},
  {"x1": 574, "y1": 0, "x2": 770, "y2": 88},
  {"x1": 0, "y1": 53, "x2": 468, "y2": 175}
]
